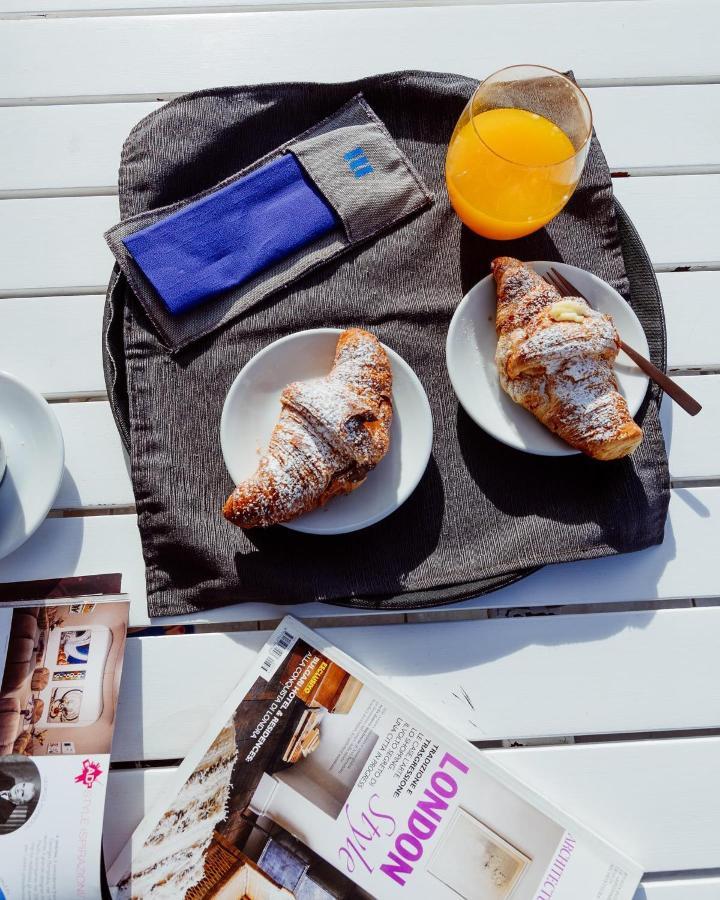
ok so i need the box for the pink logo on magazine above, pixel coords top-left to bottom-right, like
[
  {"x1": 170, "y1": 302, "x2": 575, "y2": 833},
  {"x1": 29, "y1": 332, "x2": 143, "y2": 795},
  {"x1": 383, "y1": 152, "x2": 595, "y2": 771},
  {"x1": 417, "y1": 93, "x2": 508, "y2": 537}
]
[{"x1": 74, "y1": 758, "x2": 103, "y2": 789}]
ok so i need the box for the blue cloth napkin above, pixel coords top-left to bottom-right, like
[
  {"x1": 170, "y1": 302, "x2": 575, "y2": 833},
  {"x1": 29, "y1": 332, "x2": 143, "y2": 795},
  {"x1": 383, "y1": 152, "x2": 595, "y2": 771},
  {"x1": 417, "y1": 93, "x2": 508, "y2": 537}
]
[{"x1": 122, "y1": 153, "x2": 337, "y2": 315}]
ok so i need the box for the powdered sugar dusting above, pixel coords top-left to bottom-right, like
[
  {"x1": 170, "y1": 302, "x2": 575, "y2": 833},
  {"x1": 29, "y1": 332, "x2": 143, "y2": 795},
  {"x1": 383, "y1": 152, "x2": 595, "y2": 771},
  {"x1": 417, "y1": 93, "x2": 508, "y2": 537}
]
[
  {"x1": 492, "y1": 257, "x2": 642, "y2": 458},
  {"x1": 224, "y1": 329, "x2": 392, "y2": 527}
]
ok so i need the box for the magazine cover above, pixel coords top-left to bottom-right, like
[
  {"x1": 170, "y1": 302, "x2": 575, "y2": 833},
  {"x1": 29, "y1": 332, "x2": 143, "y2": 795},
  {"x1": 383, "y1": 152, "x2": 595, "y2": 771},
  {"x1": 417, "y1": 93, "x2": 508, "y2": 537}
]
[
  {"x1": 0, "y1": 593, "x2": 129, "y2": 899},
  {"x1": 109, "y1": 616, "x2": 642, "y2": 900}
]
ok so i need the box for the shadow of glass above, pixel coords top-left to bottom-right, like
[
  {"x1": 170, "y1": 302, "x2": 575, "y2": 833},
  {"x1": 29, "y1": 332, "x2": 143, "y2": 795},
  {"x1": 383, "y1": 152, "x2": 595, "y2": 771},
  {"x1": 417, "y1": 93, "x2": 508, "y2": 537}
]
[{"x1": 673, "y1": 488, "x2": 711, "y2": 518}]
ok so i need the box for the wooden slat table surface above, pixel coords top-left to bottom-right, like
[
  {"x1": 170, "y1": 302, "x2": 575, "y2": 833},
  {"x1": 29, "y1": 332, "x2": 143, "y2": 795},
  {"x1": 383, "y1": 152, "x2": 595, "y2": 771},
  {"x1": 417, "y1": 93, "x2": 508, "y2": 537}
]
[{"x1": 1, "y1": 1, "x2": 718, "y2": 895}]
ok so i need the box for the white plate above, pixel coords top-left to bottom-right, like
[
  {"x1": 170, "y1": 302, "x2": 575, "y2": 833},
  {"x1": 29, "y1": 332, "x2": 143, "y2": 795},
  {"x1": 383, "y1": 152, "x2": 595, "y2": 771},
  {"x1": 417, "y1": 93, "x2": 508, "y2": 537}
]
[
  {"x1": 446, "y1": 261, "x2": 651, "y2": 456},
  {"x1": 220, "y1": 329, "x2": 433, "y2": 534},
  {"x1": 0, "y1": 371, "x2": 65, "y2": 560}
]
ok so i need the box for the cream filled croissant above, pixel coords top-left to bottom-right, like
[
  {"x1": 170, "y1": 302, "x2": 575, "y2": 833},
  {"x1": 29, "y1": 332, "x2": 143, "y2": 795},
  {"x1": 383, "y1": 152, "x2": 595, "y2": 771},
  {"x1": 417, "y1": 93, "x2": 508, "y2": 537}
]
[
  {"x1": 492, "y1": 257, "x2": 643, "y2": 460},
  {"x1": 223, "y1": 328, "x2": 392, "y2": 528}
]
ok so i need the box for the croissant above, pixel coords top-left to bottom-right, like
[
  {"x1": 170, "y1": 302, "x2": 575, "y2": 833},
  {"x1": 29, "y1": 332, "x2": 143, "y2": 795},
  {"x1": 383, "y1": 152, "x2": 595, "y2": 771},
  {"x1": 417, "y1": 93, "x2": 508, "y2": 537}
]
[
  {"x1": 492, "y1": 257, "x2": 643, "y2": 460},
  {"x1": 223, "y1": 328, "x2": 392, "y2": 528}
]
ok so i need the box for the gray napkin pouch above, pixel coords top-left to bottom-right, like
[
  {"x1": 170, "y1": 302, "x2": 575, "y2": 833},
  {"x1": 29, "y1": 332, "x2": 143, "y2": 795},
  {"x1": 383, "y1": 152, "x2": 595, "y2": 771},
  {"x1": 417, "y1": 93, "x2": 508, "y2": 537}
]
[{"x1": 104, "y1": 94, "x2": 432, "y2": 352}]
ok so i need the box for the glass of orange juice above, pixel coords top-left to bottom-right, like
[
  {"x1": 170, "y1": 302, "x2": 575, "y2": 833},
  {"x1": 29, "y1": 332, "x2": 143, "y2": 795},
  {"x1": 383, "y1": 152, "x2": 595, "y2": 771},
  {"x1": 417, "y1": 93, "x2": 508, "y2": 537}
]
[{"x1": 445, "y1": 65, "x2": 592, "y2": 240}]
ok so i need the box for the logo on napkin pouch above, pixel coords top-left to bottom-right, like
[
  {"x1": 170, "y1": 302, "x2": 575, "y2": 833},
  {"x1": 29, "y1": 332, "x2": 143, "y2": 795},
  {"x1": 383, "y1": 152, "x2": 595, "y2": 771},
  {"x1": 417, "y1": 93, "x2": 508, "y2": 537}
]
[
  {"x1": 343, "y1": 147, "x2": 374, "y2": 178},
  {"x1": 74, "y1": 759, "x2": 103, "y2": 789}
]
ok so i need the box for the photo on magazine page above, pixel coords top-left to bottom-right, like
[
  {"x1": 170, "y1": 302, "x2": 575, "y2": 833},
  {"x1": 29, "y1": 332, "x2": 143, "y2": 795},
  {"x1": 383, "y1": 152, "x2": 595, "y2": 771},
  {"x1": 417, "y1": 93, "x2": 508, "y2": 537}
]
[
  {"x1": 110, "y1": 627, "x2": 577, "y2": 900},
  {"x1": 0, "y1": 602, "x2": 127, "y2": 758},
  {"x1": 111, "y1": 633, "x2": 379, "y2": 899},
  {"x1": 0, "y1": 754, "x2": 42, "y2": 836}
]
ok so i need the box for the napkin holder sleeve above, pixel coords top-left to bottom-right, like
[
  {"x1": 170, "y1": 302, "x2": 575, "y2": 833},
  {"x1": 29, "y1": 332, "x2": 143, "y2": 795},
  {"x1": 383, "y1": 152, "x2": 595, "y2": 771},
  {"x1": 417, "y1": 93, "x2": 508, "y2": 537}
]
[{"x1": 104, "y1": 94, "x2": 432, "y2": 352}]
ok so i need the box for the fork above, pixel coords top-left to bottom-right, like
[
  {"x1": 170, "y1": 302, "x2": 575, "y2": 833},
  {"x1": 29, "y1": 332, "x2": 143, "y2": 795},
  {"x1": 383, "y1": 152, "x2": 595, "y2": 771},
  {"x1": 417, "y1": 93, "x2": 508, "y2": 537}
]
[{"x1": 542, "y1": 267, "x2": 702, "y2": 416}]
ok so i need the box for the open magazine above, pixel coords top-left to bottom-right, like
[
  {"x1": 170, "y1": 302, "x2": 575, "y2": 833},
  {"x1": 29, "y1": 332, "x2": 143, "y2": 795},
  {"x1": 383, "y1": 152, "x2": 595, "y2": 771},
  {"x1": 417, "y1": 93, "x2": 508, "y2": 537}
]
[
  {"x1": 0, "y1": 592, "x2": 129, "y2": 900},
  {"x1": 109, "y1": 616, "x2": 642, "y2": 899}
]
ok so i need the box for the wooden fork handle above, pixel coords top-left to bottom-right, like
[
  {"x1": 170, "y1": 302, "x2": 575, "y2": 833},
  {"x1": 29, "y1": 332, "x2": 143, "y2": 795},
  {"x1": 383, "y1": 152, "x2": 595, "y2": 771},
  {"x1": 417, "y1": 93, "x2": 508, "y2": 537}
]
[{"x1": 619, "y1": 340, "x2": 702, "y2": 416}]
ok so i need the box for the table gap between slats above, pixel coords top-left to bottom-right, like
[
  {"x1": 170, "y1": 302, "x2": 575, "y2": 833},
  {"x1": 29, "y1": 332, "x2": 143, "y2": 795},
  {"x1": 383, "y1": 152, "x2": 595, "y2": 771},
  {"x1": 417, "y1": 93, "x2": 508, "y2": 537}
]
[
  {"x1": 3, "y1": 84, "x2": 720, "y2": 192},
  {"x1": 6, "y1": 167, "x2": 720, "y2": 202},
  {"x1": 4, "y1": 168, "x2": 720, "y2": 202},
  {"x1": 1, "y1": 176, "x2": 718, "y2": 297},
  {"x1": 0, "y1": 0, "x2": 643, "y2": 19}
]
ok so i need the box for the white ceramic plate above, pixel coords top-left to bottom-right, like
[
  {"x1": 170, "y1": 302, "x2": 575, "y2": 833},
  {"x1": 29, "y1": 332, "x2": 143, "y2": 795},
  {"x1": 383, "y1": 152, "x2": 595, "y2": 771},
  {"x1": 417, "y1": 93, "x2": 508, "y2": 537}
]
[
  {"x1": 220, "y1": 329, "x2": 433, "y2": 534},
  {"x1": 446, "y1": 261, "x2": 651, "y2": 456},
  {"x1": 0, "y1": 371, "x2": 65, "y2": 560}
]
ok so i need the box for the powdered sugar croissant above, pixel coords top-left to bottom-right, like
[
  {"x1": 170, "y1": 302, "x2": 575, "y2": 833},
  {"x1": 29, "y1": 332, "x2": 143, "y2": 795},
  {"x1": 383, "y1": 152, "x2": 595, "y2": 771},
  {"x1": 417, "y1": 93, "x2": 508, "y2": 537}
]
[
  {"x1": 223, "y1": 328, "x2": 392, "y2": 528},
  {"x1": 492, "y1": 257, "x2": 643, "y2": 460}
]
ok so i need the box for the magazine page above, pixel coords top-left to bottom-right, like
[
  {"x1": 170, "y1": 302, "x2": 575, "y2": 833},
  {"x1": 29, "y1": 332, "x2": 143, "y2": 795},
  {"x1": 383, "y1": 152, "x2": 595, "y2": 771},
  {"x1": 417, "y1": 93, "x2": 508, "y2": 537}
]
[
  {"x1": 0, "y1": 595, "x2": 130, "y2": 900},
  {"x1": 109, "y1": 616, "x2": 642, "y2": 900}
]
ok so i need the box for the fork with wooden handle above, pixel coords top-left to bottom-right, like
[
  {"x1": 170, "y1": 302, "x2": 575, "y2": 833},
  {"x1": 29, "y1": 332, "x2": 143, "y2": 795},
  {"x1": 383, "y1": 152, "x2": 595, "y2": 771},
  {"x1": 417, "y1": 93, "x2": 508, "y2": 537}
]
[{"x1": 542, "y1": 267, "x2": 702, "y2": 416}]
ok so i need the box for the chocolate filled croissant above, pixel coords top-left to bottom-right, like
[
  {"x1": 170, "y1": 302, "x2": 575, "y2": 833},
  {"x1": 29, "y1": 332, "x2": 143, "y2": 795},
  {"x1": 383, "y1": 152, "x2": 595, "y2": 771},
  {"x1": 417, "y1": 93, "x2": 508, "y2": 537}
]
[
  {"x1": 492, "y1": 257, "x2": 643, "y2": 460},
  {"x1": 223, "y1": 328, "x2": 392, "y2": 528}
]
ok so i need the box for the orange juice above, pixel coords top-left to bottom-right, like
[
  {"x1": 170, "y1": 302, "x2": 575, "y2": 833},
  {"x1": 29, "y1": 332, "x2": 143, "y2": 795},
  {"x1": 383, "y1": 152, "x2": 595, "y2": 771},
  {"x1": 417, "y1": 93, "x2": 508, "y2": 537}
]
[{"x1": 445, "y1": 107, "x2": 578, "y2": 240}]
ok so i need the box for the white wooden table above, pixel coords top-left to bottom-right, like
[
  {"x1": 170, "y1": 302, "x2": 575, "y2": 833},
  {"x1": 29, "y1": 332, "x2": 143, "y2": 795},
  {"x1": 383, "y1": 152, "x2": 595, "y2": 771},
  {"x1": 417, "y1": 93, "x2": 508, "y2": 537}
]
[{"x1": 1, "y1": 1, "x2": 719, "y2": 896}]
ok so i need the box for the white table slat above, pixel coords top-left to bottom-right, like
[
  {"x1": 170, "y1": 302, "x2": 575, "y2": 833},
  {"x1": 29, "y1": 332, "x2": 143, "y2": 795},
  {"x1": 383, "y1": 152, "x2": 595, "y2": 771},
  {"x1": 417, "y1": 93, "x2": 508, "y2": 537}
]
[
  {"x1": 113, "y1": 631, "x2": 264, "y2": 763},
  {"x1": 0, "y1": 196, "x2": 116, "y2": 293},
  {"x1": 590, "y1": 84, "x2": 720, "y2": 174},
  {"x1": 460, "y1": 486, "x2": 718, "y2": 610},
  {"x1": 0, "y1": 487, "x2": 718, "y2": 626},
  {"x1": 614, "y1": 176, "x2": 720, "y2": 269},
  {"x1": 0, "y1": 0, "x2": 609, "y2": 14},
  {"x1": 103, "y1": 735, "x2": 720, "y2": 873},
  {"x1": 332, "y1": 613, "x2": 720, "y2": 742},
  {"x1": 660, "y1": 375, "x2": 720, "y2": 480},
  {"x1": 1, "y1": 275, "x2": 717, "y2": 405},
  {"x1": 0, "y1": 295, "x2": 106, "y2": 397},
  {"x1": 1, "y1": 2, "x2": 717, "y2": 102},
  {"x1": 112, "y1": 609, "x2": 720, "y2": 760},
  {"x1": 0, "y1": 178, "x2": 717, "y2": 294},
  {"x1": 0, "y1": 100, "x2": 149, "y2": 193},
  {"x1": 661, "y1": 272, "x2": 720, "y2": 371},
  {"x1": 54, "y1": 402, "x2": 132, "y2": 508},
  {"x1": 42, "y1": 379, "x2": 720, "y2": 513},
  {"x1": 104, "y1": 767, "x2": 168, "y2": 870},
  {"x1": 491, "y1": 738, "x2": 720, "y2": 872},
  {"x1": 4, "y1": 84, "x2": 720, "y2": 194}
]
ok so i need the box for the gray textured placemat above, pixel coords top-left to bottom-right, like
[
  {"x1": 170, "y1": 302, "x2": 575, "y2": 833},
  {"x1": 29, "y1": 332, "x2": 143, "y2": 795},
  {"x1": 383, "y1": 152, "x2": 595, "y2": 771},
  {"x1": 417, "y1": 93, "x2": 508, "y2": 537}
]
[{"x1": 103, "y1": 71, "x2": 670, "y2": 617}]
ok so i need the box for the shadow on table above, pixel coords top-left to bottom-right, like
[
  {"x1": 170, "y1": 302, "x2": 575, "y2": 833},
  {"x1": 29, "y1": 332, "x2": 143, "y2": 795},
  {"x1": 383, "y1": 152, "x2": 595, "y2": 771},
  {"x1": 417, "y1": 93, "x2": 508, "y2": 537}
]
[
  {"x1": 324, "y1": 493, "x2": 681, "y2": 674},
  {"x1": 230, "y1": 454, "x2": 446, "y2": 604},
  {"x1": 0, "y1": 466, "x2": 84, "y2": 590}
]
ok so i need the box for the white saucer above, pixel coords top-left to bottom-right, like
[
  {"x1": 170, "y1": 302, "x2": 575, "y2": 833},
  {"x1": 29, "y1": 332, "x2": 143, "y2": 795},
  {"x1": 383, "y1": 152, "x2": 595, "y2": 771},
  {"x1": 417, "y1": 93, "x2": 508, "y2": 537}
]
[
  {"x1": 220, "y1": 329, "x2": 433, "y2": 534},
  {"x1": 446, "y1": 261, "x2": 651, "y2": 456},
  {"x1": 0, "y1": 371, "x2": 65, "y2": 560}
]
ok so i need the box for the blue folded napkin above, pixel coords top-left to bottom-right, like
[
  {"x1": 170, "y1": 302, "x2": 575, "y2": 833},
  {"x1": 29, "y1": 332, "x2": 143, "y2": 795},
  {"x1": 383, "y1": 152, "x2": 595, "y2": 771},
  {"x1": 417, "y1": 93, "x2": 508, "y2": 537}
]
[{"x1": 122, "y1": 153, "x2": 337, "y2": 316}]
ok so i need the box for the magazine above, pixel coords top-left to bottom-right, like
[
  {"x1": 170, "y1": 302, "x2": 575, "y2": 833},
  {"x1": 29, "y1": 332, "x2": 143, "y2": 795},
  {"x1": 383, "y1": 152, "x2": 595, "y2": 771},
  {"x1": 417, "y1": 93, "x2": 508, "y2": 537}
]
[
  {"x1": 0, "y1": 593, "x2": 130, "y2": 899},
  {"x1": 108, "y1": 616, "x2": 642, "y2": 900}
]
